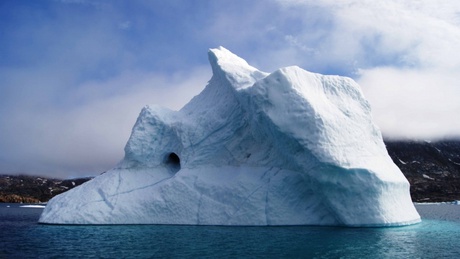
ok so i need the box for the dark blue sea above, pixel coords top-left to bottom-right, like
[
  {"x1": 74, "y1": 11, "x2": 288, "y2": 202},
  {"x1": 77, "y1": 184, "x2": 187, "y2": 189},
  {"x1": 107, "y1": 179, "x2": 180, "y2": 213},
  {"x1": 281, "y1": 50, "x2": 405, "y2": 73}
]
[{"x1": 1, "y1": 203, "x2": 459, "y2": 258}]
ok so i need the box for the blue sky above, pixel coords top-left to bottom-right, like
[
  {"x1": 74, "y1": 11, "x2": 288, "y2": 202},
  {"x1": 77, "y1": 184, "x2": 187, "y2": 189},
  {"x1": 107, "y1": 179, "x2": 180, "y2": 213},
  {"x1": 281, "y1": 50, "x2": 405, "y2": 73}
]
[{"x1": 1, "y1": 0, "x2": 460, "y2": 178}]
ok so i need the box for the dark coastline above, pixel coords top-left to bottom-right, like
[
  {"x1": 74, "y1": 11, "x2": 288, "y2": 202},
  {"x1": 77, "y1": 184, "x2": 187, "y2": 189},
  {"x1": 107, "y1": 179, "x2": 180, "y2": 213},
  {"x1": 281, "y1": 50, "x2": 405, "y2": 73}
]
[
  {"x1": 0, "y1": 175, "x2": 92, "y2": 203},
  {"x1": 385, "y1": 139, "x2": 460, "y2": 202}
]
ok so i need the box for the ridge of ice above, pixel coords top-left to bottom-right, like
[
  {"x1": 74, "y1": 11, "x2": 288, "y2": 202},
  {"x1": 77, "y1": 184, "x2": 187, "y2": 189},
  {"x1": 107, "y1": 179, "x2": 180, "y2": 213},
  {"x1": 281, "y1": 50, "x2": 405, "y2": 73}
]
[{"x1": 39, "y1": 47, "x2": 421, "y2": 226}]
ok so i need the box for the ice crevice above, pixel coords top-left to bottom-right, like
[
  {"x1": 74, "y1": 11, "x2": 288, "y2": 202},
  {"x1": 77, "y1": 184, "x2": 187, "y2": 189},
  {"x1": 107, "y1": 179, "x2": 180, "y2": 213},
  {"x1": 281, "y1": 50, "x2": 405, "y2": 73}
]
[
  {"x1": 264, "y1": 168, "x2": 276, "y2": 225},
  {"x1": 108, "y1": 173, "x2": 175, "y2": 198},
  {"x1": 97, "y1": 189, "x2": 115, "y2": 211}
]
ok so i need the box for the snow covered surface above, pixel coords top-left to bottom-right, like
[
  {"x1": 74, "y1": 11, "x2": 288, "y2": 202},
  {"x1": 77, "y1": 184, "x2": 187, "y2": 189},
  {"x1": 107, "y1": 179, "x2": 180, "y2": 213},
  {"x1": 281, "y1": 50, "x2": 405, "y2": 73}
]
[
  {"x1": 39, "y1": 47, "x2": 420, "y2": 226},
  {"x1": 20, "y1": 205, "x2": 46, "y2": 208}
]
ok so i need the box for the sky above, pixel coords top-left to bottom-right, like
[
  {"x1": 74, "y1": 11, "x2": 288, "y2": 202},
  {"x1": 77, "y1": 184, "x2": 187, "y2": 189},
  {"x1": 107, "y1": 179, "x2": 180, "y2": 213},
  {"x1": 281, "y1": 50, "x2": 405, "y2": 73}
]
[{"x1": 1, "y1": 0, "x2": 460, "y2": 178}]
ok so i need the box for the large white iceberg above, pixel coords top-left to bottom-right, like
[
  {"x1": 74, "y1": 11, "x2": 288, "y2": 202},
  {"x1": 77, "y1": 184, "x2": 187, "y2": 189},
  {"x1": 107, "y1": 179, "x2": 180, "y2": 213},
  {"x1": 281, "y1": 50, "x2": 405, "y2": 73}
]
[{"x1": 39, "y1": 47, "x2": 421, "y2": 226}]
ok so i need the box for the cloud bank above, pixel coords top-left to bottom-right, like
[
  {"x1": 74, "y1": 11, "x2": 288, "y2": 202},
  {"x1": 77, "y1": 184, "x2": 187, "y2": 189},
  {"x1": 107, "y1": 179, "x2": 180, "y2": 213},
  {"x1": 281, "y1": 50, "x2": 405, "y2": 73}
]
[{"x1": 274, "y1": 0, "x2": 460, "y2": 139}]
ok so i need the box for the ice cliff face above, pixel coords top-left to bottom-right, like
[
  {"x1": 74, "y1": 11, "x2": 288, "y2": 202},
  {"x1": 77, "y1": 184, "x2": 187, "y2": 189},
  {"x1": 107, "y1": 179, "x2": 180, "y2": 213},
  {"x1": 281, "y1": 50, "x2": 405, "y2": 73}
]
[{"x1": 39, "y1": 47, "x2": 421, "y2": 226}]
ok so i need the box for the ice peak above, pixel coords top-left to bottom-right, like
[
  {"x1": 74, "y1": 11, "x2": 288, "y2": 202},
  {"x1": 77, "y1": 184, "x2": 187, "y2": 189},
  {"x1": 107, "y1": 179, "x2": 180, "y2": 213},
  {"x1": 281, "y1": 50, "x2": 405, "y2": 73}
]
[
  {"x1": 208, "y1": 46, "x2": 267, "y2": 90},
  {"x1": 208, "y1": 46, "x2": 249, "y2": 70}
]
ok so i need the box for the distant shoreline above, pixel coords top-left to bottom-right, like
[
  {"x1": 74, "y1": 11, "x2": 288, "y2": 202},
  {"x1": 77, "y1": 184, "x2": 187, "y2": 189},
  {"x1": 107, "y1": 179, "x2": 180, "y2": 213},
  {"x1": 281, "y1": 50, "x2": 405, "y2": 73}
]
[{"x1": 0, "y1": 175, "x2": 93, "y2": 203}]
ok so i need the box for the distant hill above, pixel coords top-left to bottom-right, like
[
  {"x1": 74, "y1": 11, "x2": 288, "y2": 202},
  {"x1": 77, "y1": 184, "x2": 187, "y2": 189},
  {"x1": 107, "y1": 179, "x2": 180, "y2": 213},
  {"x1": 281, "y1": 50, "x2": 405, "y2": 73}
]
[
  {"x1": 0, "y1": 175, "x2": 92, "y2": 203},
  {"x1": 385, "y1": 139, "x2": 460, "y2": 202},
  {"x1": 1, "y1": 139, "x2": 459, "y2": 203}
]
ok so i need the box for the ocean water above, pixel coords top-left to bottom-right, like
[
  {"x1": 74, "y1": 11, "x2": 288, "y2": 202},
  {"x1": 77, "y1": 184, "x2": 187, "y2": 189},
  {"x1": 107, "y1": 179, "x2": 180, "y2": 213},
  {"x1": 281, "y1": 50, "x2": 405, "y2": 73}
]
[{"x1": 1, "y1": 203, "x2": 459, "y2": 258}]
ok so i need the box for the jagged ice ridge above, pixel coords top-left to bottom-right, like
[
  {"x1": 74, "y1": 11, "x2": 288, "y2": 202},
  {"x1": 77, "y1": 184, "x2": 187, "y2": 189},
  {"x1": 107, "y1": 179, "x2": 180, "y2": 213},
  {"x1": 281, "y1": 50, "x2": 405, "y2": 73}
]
[{"x1": 39, "y1": 47, "x2": 421, "y2": 226}]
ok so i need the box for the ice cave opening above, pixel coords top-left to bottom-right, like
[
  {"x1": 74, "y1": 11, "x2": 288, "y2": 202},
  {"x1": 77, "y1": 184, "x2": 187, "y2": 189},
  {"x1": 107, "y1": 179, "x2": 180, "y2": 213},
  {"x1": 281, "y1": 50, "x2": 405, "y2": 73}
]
[{"x1": 165, "y1": 152, "x2": 181, "y2": 173}]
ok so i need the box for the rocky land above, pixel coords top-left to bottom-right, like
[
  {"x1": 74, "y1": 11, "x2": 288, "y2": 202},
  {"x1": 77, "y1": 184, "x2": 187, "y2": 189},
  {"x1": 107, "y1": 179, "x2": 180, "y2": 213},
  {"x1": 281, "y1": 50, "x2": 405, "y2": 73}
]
[
  {"x1": 385, "y1": 139, "x2": 460, "y2": 202},
  {"x1": 0, "y1": 175, "x2": 92, "y2": 203},
  {"x1": 1, "y1": 140, "x2": 459, "y2": 203}
]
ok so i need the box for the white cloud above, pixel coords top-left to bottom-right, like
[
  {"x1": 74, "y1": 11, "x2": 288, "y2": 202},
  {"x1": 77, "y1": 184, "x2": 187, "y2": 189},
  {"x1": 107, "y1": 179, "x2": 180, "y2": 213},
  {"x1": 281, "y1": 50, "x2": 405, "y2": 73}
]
[
  {"x1": 274, "y1": 0, "x2": 460, "y2": 139},
  {"x1": 358, "y1": 67, "x2": 460, "y2": 139}
]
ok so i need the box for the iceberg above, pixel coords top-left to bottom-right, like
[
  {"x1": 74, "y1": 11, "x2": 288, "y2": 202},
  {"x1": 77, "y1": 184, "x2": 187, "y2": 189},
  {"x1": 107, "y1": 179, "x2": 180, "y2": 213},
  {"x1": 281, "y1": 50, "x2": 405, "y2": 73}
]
[{"x1": 39, "y1": 47, "x2": 421, "y2": 226}]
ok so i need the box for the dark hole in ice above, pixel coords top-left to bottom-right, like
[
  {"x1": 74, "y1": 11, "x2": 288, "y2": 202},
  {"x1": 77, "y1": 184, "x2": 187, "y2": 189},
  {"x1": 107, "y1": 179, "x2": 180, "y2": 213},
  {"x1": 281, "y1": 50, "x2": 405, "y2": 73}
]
[{"x1": 165, "y1": 152, "x2": 181, "y2": 173}]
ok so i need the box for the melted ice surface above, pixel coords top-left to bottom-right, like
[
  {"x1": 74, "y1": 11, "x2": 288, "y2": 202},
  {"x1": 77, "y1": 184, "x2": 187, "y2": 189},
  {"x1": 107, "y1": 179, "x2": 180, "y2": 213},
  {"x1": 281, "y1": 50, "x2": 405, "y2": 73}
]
[{"x1": 39, "y1": 47, "x2": 420, "y2": 226}]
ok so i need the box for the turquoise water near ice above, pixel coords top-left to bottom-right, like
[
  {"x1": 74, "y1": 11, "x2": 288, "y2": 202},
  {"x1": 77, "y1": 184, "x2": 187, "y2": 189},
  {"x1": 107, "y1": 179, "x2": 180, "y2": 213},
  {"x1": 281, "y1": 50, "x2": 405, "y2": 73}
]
[{"x1": 1, "y1": 203, "x2": 459, "y2": 258}]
